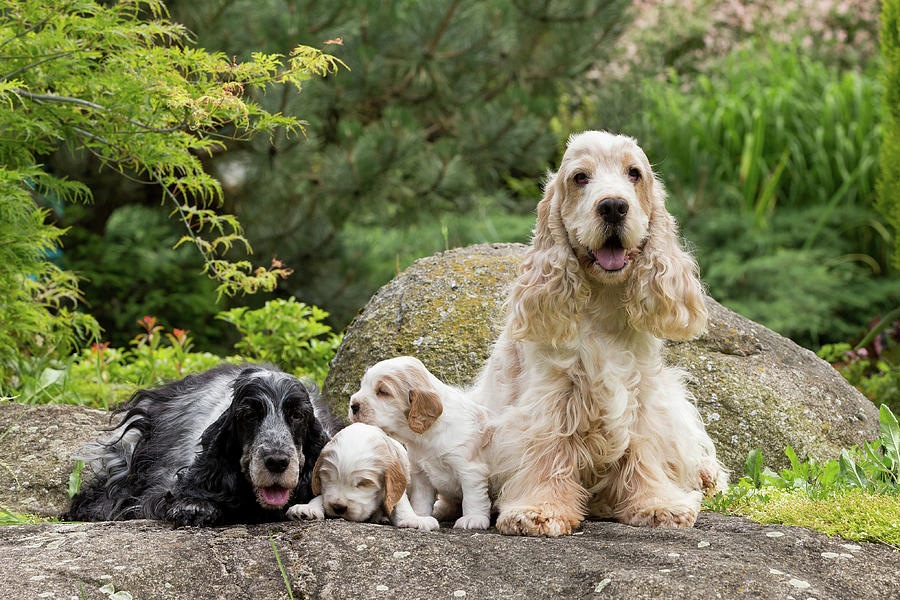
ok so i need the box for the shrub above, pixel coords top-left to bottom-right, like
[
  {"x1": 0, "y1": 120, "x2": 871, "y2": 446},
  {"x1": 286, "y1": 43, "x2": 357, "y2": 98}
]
[
  {"x1": 7, "y1": 300, "x2": 340, "y2": 409},
  {"x1": 0, "y1": 0, "x2": 341, "y2": 387},
  {"x1": 624, "y1": 42, "x2": 897, "y2": 347},
  {"x1": 878, "y1": 0, "x2": 900, "y2": 268},
  {"x1": 217, "y1": 298, "x2": 342, "y2": 385}
]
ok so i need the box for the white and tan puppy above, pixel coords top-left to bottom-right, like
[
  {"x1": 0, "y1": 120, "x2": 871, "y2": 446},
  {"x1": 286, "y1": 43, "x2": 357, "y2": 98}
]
[
  {"x1": 349, "y1": 356, "x2": 493, "y2": 530},
  {"x1": 286, "y1": 422, "x2": 438, "y2": 531}
]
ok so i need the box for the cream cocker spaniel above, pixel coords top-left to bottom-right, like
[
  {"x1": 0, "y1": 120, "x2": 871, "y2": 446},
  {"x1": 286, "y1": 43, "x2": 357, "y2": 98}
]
[
  {"x1": 349, "y1": 356, "x2": 494, "y2": 530},
  {"x1": 472, "y1": 130, "x2": 726, "y2": 536},
  {"x1": 286, "y1": 422, "x2": 439, "y2": 531}
]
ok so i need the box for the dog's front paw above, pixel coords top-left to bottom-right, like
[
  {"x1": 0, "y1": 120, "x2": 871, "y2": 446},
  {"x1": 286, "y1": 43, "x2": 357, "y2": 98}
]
[
  {"x1": 286, "y1": 503, "x2": 324, "y2": 521},
  {"x1": 618, "y1": 492, "x2": 701, "y2": 528},
  {"x1": 167, "y1": 500, "x2": 222, "y2": 527},
  {"x1": 394, "y1": 515, "x2": 440, "y2": 531},
  {"x1": 454, "y1": 513, "x2": 490, "y2": 530},
  {"x1": 496, "y1": 507, "x2": 581, "y2": 537}
]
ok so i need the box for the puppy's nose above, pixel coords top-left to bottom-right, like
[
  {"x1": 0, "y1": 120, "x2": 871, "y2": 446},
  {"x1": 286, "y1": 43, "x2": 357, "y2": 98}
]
[
  {"x1": 350, "y1": 402, "x2": 360, "y2": 417},
  {"x1": 597, "y1": 197, "x2": 629, "y2": 224},
  {"x1": 264, "y1": 454, "x2": 290, "y2": 474},
  {"x1": 330, "y1": 503, "x2": 347, "y2": 515}
]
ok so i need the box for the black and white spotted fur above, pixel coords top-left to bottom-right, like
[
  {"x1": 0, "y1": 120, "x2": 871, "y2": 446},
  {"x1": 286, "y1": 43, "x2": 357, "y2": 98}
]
[{"x1": 65, "y1": 363, "x2": 331, "y2": 526}]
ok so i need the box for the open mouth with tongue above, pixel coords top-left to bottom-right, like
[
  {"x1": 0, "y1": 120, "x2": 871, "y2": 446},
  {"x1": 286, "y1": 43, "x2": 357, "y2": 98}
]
[
  {"x1": 588, "y1": 236, "x2": 629, "y2": 272},
  {"x1": 257, "y1": 485, "x2": 292, "y2": 508}
]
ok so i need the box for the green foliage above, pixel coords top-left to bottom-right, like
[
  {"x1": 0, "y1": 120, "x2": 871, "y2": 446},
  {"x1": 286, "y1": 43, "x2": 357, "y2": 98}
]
[
  {"x1": 723, "y1": 489, "x2": 900, "y2": 548},
  {"x1": 0, "y1": 0, "x2": 343, "y2": 385},
  {"x1": 621, "y1": 42, "x2": 897, "y2": 347},
  {"x1": 879, "y1": 0, "x2": 900, "y2": 268},
  {"x1": 67, "y1": 460, "x2": 84, "y2": 499},
  {"x1": 0, "y1": 510, "x2": 56, "y2": 526},
  {"x1": 218, "y1": 298, "x2": 341, "y2": 384},
  {"x1": 818, "y1": 316, "x2": 900, "y2": 413},
  {"x1": 62, "y1": 205, "x2": 222, "y2": 350},
  {"x1": 341, "y1": 201, "x2": 535, "y2": 299},
  {"x1": 707, "y1": 405, "x2": 900, "y2": 515},
  {"x1": 0, "y1": 173, "x2": 99, "y2": 385},
  {"x1": 706, "y1": 406, "x2": 900, "y2": 547},
  {"x1": 7, "y1": 299, "x2": 340, "y2": 408},
  {"x1": 165, "y1": 0, "x2": 630, "y2": 327}
]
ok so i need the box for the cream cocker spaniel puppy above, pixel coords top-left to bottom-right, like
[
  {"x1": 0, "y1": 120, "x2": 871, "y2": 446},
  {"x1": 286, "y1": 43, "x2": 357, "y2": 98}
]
[
  {"x1": 286, "y1": 422, "x2": 439, "y2": 531},
  {"x1": 473, "y1": 130, "x2": 726, "y2": 536},
  {"x1": 349, "y1": 356, "x2": 494, "y2": 530}
]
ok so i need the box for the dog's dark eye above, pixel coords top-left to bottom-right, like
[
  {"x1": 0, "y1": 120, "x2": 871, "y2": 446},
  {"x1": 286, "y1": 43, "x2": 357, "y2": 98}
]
[
  {"x1": 627, "y1": 167, "x2": 642, "y2": 183},
  {"x1": 573, "y1": 173, "x2": 589, "y2": 186},
  {"x1": 356, "y1": 479, "x2": 376, "y2": 488},
  {"x1": 376, "y1": 386, "x2": 389, "y2": 397}
]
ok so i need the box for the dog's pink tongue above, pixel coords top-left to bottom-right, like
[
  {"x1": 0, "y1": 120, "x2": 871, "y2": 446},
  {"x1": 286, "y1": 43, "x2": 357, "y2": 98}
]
[
  {"x1": 260, "y1": 486, "x2": 291, "y2": 507},
  {"x1": 593, "y1": 247, "x2": 627, "y2": 271}
]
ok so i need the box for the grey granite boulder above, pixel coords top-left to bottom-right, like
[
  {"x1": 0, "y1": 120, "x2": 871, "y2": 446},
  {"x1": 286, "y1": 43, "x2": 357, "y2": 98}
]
[
  {"x1": 4, "y1": 513, "x2": 899, "y2": 599},
  {"x1": 322, "y1": 243, "x2": 880, "y2": 474}
]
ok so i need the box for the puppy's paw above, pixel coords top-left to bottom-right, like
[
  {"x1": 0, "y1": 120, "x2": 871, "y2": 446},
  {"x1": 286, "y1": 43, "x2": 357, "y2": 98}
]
[
  {"x1": 496, "y1": 506, "x2": 581, "y2": 537},
  {"x1": 453, "y1": 513, "x2": 490, "y2": 530},
  {"x1": 167, "y1": 500, "x2": 222, "y2": 527},
  {"x1": 618, "y1": 492, "x2": 701, "y2": 528},
  {"x1": 431, "y1": 496, "x2": 460, "y2": 522},
  {"x1": 394, "y1": 515, "x2": 440, "y2": 531},
  {"x1": 286, "y1": 503, "x2": 324, "y2": 521}
]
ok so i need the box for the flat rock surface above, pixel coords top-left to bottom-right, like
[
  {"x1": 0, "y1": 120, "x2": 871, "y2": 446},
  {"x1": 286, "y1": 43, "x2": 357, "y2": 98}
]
[
  {"x1": 0, "y1": 402, "x2": 109, "y2": 517},
  {"x1": 4, "y1": 513, "x2": 898, "y2": 599},
  {"x1": 323, "y1": 244, "x2": 880, "y2": 474}
]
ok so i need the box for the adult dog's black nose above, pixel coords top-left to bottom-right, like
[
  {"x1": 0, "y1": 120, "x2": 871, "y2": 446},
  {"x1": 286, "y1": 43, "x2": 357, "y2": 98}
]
[
  {"x1": 597, "y1": 198, "x2": 629, "y2": 224},
  {"x1": 330, "y1": 503, "x2": 347, "y2": 515},
  {"x1": 264, "y1": 454, "x2": 290, "y2": 474}
]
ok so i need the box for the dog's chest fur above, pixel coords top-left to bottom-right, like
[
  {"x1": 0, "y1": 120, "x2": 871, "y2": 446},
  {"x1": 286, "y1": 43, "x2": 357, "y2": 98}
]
[{"x1": 538, "y1": 320, "x2": 663, "y2": 490}]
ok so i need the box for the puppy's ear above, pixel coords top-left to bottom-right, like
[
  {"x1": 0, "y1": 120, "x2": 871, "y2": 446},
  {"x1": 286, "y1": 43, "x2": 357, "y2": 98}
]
[
  {"x1": 624, "y1": 176, "x2": 707, "y2": 340},
  {"x1": 382, "y1": 458, "x2": 408, "y2": 516},
  {"x1": 507, "y1": 172, "x2": 588, "y2": 347},
  {"x1": 407, "y1": 388, "x2": 443, "y2": 434},
  {"x1": 310, "y1": 454, "x2": 323, "y2": 496}
]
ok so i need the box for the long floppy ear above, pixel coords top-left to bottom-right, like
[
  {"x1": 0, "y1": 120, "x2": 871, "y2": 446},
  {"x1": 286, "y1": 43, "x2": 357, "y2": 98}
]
[
  {"x1": 298, "y1": 416, "x2": 330, "y2": 500},
  {"x1": 624, "y1": 176, "x2": 707, "y2": 340},
  {"x1": 165, "y1": 405, "x2": 242, "y2": 525},
  {"x1": 407, "y1": 388, "x2": 443, "y2": 434},
  {"x1": 310, "y1": 453, "x2": 324, "y2": 496},
  {"x1": 381, "y1": 439, "x2": 410, "y2": 516},
  {"x1": 506, "y1": 173, "x2": 588, "y2": 347}
]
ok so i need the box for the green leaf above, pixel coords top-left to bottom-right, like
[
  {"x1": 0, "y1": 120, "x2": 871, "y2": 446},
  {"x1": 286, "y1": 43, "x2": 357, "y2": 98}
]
[
  {"x1": 745, "y1": 448, "x2": 764, "y2": 488},
  {"x1": 838, "y1": 450, "x2": 869, "y2": 489},
  {"x1": 879, "y1": 404, "x2": 900, "y2": 478},
  {"x1": 67, "y1": 460, "x2": 84, "y2": 499}
]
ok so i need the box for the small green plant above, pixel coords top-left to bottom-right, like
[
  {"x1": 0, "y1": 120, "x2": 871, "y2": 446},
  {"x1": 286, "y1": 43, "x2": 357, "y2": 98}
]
[
  {"x1": 218, "y1": 298, "x2": 342, "y2": 384},
  {"x1": 7, "y1": 298, "x2": 342, "y2": 408},
  {"x1": 706, "y1": 405, "x2": 900, "y2": 547},
  {"x1": 707, "y1": 405, "x2": 900, "y2": 508},
  {"x1": 67, "y1": 460, "x2": 84, "y2": 499},
  {"x1": 270, "y1": 534, "x2": 295, "y2": 600}
]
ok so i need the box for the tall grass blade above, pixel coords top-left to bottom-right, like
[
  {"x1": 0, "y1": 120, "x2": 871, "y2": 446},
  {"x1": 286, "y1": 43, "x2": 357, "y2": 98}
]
[
  {"x1": 270, "y1": 534, "x2": 295, "y2": 600},
  {"x1": 854, "y1": 306, "x2": 900, "y2": 350}
]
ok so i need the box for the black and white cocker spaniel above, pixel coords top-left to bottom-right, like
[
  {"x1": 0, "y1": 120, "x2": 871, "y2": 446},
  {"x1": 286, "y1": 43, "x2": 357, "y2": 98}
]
[{"x1": 65, "y1": 363, "x2": 332, "y2": 526}]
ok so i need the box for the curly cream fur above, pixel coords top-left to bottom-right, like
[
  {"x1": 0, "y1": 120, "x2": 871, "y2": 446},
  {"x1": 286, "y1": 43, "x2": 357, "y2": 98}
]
[{"x1": 474, "y1": 131, "x2": 726, "y2": 537}]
